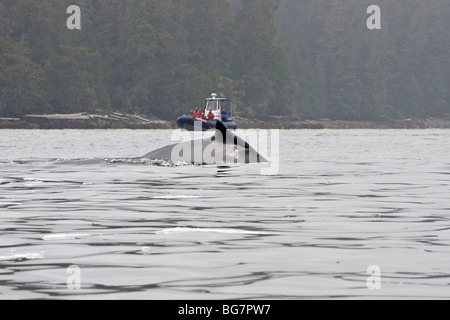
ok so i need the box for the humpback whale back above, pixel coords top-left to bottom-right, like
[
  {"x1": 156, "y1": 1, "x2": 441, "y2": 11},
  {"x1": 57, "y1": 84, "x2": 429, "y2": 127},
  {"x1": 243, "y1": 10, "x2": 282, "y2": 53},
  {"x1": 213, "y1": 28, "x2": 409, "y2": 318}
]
[{"x1": 142, "y1": 121, "x2": 266, "y2": 164}]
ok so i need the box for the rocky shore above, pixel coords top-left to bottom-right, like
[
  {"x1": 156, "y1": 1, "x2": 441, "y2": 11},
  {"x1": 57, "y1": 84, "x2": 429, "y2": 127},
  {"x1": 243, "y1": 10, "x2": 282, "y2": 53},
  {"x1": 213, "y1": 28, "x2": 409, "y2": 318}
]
[
  {"x1": 0, "y1": 112, "x2": 172, "y2": 129},
  {"x1": 1, "y1": 113, "x2": 450, "y2": 130}
]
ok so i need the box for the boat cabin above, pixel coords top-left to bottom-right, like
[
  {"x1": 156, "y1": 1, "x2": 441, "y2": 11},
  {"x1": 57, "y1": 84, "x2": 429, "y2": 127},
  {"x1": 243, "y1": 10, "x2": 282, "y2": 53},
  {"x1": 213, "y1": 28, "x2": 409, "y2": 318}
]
[{"x1": 205, "y1": 93, "x2": 233, "y2": 122}]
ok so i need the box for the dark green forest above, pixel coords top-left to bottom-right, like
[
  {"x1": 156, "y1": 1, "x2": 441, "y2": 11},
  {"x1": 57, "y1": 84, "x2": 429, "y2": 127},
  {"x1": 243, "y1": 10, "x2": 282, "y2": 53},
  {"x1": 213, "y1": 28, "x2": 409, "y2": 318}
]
[
  {"x1": 0, "y1": 0, "x2": 448, "y2": 121},
  {"x1": 277, "y1": 0, "x2": 450, "y2": 120}
]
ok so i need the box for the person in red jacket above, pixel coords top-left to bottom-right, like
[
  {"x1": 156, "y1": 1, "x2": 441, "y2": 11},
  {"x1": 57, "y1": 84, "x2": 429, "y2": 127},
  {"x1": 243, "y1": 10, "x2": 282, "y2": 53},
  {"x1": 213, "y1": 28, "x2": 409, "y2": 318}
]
[{"x1": 193, "y1": 108, "x2": 202, "y2": 118}]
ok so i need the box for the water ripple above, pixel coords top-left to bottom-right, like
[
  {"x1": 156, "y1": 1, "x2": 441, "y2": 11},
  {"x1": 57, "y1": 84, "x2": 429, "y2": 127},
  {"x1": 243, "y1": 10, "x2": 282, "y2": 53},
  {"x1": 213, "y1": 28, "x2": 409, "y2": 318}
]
[{"x1": 1, "y1": 129, "x2": 450, "y2": 299}]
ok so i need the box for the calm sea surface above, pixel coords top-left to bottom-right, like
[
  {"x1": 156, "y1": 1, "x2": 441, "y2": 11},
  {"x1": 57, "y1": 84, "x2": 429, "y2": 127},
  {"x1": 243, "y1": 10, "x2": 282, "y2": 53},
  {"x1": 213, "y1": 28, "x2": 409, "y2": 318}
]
[{"x1": 0, "y1": 129, "x2": 449, "y2": 299}]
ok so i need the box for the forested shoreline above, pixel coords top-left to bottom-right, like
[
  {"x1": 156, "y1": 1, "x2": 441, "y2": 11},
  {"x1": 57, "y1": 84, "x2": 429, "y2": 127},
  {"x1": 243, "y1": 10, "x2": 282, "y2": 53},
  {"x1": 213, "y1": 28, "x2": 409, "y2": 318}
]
[{"x1": 1, "y1": 0, "x2": 449, "y2": 124}]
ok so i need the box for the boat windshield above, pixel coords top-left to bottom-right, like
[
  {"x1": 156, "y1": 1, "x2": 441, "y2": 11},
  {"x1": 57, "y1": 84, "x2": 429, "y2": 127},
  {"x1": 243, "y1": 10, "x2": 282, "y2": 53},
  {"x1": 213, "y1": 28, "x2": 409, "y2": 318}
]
[{"x1": 205, "y1": 99, "x2": 233, "y2": 120}]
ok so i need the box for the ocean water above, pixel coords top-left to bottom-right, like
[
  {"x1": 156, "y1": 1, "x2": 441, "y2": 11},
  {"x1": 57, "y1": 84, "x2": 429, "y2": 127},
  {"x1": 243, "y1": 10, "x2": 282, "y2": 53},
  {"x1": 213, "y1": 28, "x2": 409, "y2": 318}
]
[{"x1": 0, "y1": 129, "x2": 449, "y2": 300}]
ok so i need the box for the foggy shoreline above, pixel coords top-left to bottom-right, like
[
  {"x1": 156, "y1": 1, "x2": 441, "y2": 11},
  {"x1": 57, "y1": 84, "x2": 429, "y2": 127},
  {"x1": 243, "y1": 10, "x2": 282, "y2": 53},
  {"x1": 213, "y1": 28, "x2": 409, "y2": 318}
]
[{"x1": 1, "y1": 113, "x2": 450, "y2": 130}]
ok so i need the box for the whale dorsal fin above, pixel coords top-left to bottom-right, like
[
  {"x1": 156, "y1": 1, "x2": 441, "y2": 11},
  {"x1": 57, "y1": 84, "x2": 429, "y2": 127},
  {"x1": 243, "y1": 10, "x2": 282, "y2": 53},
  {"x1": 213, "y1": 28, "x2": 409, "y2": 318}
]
[
  {"x1": 215, "y1": 121, "x2": 250, "y2": 149},
  {"x1": 215, "y1": 120, "x2": 228, "y2": 143}
]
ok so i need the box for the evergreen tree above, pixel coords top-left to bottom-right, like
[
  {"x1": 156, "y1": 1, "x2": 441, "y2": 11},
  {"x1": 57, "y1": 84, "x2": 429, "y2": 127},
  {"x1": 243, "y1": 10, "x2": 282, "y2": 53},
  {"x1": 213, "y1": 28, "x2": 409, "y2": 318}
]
[
  {"x1": 277, "y1": 0, "x2": 450, "y2": 120},
  {"x1": 233, "y1": 0, "x2": 295, "y2": 116},
  {"x1": 1, "y1": 0, "x2": 448, "y2": 120},
  {"x1": 0, "y1": 1, "x2": 44, "y2": 116}
]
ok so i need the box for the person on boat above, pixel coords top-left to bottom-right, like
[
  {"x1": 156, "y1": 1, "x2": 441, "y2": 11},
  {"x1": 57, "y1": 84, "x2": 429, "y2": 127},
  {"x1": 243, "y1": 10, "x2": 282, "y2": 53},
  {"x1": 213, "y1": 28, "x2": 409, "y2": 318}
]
[
  {"x1": 193, "y1": 107, "x2": 202, "y2": 119},
  {"x1": 207, "y1": 111, "x2": 215, "y2": 121},
  {"x1": 221, "y1": 108, "x2": 228, "y2": 121}
]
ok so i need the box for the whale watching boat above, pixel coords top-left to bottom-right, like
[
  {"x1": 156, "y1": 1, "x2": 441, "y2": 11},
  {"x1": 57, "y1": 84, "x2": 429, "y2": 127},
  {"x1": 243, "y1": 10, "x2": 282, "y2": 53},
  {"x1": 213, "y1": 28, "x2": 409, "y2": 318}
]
[{"x1": 177, "y1": 93, "x2": 238, "y2": 131}]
